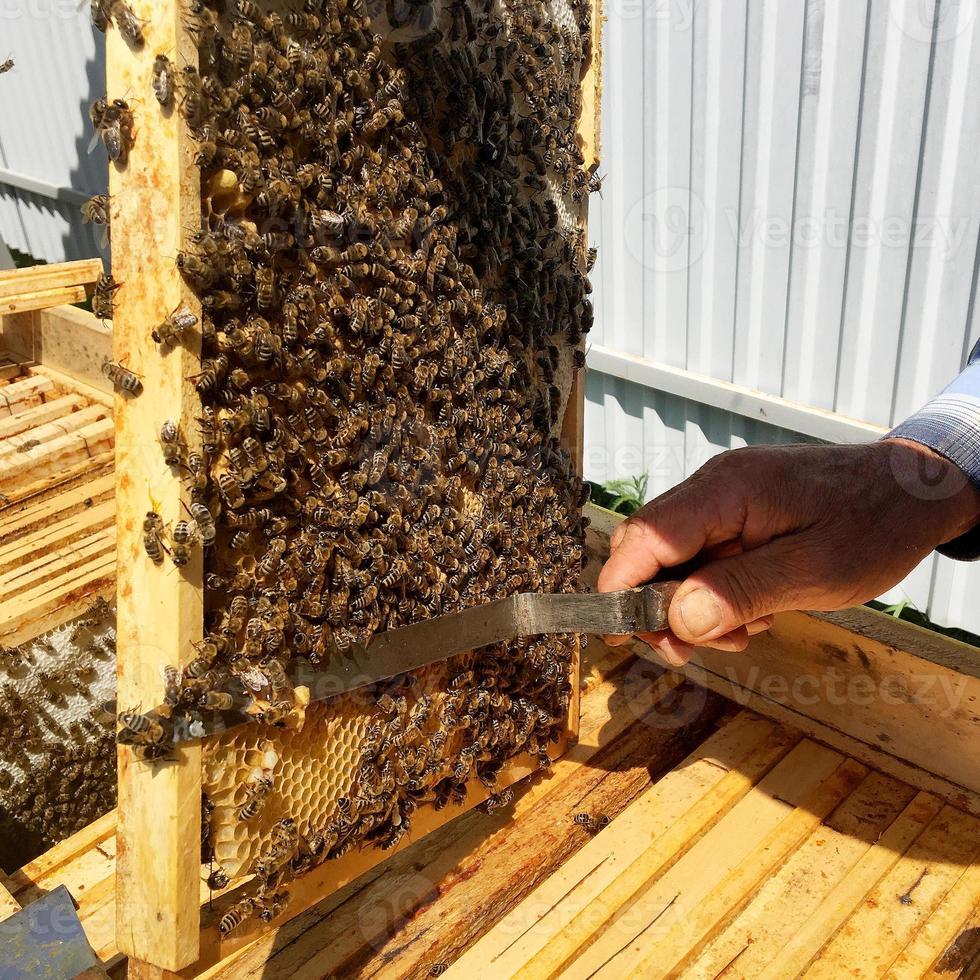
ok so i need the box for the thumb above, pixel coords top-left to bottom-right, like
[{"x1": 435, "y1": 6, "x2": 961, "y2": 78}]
[{"x1": 668, "y1": 537, "x2": 826, "y2": 644}]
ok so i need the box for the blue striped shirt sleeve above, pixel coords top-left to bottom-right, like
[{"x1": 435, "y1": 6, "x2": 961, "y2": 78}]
[{"x1": 887, "y1": 337, "x2": 980, "y2": 560}]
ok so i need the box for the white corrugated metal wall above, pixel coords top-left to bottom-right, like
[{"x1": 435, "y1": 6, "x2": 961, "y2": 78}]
[
  {"x1": 0, "y1": 0, "x2": 107, "y2": 262},
  {"x1": 586, "y1": 0, "x2": 980, "y2": 632},
  {"x1": 0, "y1": 1, "x2": 976, "y2": 629}
]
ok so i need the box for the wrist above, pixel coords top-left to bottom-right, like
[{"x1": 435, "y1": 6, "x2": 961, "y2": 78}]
[{"x1": 882, "y1": 438, "x2": 980, "y2": 544}]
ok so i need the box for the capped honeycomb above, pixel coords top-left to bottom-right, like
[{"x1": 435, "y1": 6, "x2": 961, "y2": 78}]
[{"x1": 100, "y1": 0, "x2": 596, "y2": 931}]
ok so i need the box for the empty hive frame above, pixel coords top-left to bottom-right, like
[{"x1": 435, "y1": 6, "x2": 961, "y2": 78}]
[{"x1": 108, "y1": 0, "x2": 601, "y2": 970}]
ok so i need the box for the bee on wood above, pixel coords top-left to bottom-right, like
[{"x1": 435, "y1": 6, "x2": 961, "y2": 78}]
[
  {"x1": 90, "y1": 0, "x2": 110, "y2": 31},
  {"x1": 81, "y1": 193, "x2": 111, "y2": 228},
  {"x1": 256, "y1": 890, "x2": 288, "y2": 923},
  {"x1": 162, "y1": 665, "x2": 182, "y2": 708},
  {"x1": 89, "y1": 97, "x2": 133, "y2": 163},
  {"x1": 152, "y1": 54, "x2": 175, "y2": 107},
  {"x1": 171, "y1": 519, "x2": 202, "y2": 567},
  {"x1": 573, "y1": 812, "x2": 611, "y2": 834},
  {"x1": 152, "y1": 303, "x2": 197, "y2": 348},
  {"x1": 101, "y1": 356, "x2": 142, "y2": 395},
  {"x1": 110, "y1": 0, "x2": 144, "y2": 46},
  {"x1": 117, "y1": 709, "x2": 166, "y2": 746},
  {"x1": 143, "y1": 510, "x2": 167, "y2": 563},
  {"x1": 189, "y1": 502, "x2": 216, "y2": 545},
  {"x1": 159, "y1": 419, "x2": 184, "y2": 467},
  {"x1": 218, "y1": 897, "x2": 255, "y2": 937},
  {"x1": 92, "y1": 271, "x2": 121, "y2": 320}
]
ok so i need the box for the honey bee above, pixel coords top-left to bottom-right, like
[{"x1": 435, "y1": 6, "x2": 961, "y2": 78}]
[
  {"x1": 118, "y1": 709, "x2": 166, "y2": 746},
  {"x1": 218, "y1": 897, "x2": 255, "y2": 937},
  {"x1": 199, "y1": 690, "x2": 234, "y2": 711},
  {"x1": 152, "y1": 303, "x2": 198, "y2": 348},
  {"x1": 573, "y1": 812, "x2": 611, "y2": 834},
  {"x1": 207, "y1": 866, "x2": 230, "y2": 891},
  {"x1": 102, "y1": 356, "x2": 142, "y2": 394},
  {"x1": 159, "y1": 420, "x2": 184, "y2": 467},
  {"x1": 236, "y1": 767, "x2": 274, "y2": 820},
  {"x1": 90, "y1": 97, "x2": 134, "y2": 163},
  {"x1": 92, "y1": 272, "x2": 121, "y2": 320},
  {"x1": 109, "y1": 0, "x2": 143, "y2": 46},
  {"x1": 81, "y1": 193, "x2": 110, "y2": 226},
  {"x1": 142, "y1": 510, "x2": 167, "y2": 563}
]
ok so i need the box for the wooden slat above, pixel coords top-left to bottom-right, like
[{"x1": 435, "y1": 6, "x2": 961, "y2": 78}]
[
  {"x1": 0, "y1": 374, "x2": 53, "y2": 418},
  {"x1": 2, "y1": 283, "x2": 90, "y2": 316},
  {"x1": 0, "y1": 498, "x2": 115, "y2": 571},
  {"x1": 0, "y1": 417, "x2": 114, "y2": 489},
  {"x1": 0, "y1": 394, "x2": 88, "y2": 440},
  {"x1": 887, "y1": 863, "x2": 980, "y2": 978},
  {"x1": 0, "y1": 452, "x2": 115, "y2": 510},
  {"x1": 0, "y1": 259, "x2": 103, "y2": 301},
  {"x1": 0, "y1": 404, "x2": 111, "y2": 458},
  {"x1": 0, "y1": 876, "x2": 20, "y2": 922},
  {"x1": 0, "y1": 526, "x2": 116, "y2": 598},
  {"x1": 803, "y1": 805, "x2": 980, "y2": 978},
  {"x1": 31, "y1": 364, "x2": 115, "y2": 409},
  {"x1": 0, "y1": 552, "x2": 116, "y2": 647},
  {"x1": 450, "y1": 711, "x2": 790, "y2": 976},
  {"x1": 756, "y1": 792, "x2": 946, "y2": 978},
  {"x1": 35, "y1": 305, "x2": 114, "y2": 394},
  {"x1": 527, "y1": 739, "x2": 844, "y2": 980},
  {"x1": 689, "y1": 770, "x2": 919, "y2": 976},
  {"x1": 0, "y1": 361, "x2": 27, "y2": 382},
  {"x1": 0, "y1": 472, "x2": 115, "y2": 536},
  {"x1": 108, "y1": 0, "x2": 204, "y2": 969},
  {"x1": 631, "y1": 758, "x2": 870, "y2": 977}
]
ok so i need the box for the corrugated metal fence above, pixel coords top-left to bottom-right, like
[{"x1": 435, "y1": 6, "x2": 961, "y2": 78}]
[
  {"x1": 587, "y1": 0, "x2": 980, "y2": 633},
  {"x1": 0, "y1": 0, "x2": 976, "y2": 630}
]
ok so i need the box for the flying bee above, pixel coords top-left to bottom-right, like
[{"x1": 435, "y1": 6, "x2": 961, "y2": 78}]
[
  {"x1": 143, "y1": 511, "x2": 167, "y2": 563},
  {"x1": 92, "y1": 271, "x2": 121, "y2": 320},
  {"x1": 152, "y1": 54, "x2": 175, "y2": 106},
  {"x1": 102, "y1": 356, "x2": 142, "y2": 395},
  {"x1": 152, "y1": 303, "x2": 197, "y2": 348},
  {"x1": 159, "y1": 419, "x2": 184, "y2": 467}
]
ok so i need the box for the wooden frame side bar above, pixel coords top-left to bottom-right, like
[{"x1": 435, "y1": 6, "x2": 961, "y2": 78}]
[{"x1": 109, "y1": 2, "x2": 204, "y2": 972}]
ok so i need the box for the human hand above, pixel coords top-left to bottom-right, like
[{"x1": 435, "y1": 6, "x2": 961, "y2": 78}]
[{"x1": 597, "y1": 440, "x2": 980, "y2": 665}]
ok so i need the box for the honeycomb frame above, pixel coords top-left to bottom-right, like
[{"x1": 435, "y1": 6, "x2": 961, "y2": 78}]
[{"x1": 108, "y1": 0, "x2": 600, "y2": 970}]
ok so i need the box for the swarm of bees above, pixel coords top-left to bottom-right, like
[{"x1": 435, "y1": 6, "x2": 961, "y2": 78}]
[
  {"x1": 97, "y1": 0, "x2": 598, "y2": 932},
  {"x1": 0, "y1": 603, "x2": 117, "y2": 852}
]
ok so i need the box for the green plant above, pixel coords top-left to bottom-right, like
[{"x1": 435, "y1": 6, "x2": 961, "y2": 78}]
[{"x1": 596, "y1": 474, "x2": 649, "y2": 516}]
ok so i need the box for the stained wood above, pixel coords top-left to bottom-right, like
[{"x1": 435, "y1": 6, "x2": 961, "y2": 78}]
[
  {"x1": 0, "y1": 499, "x2": 115, "y2": 572},
  {"x1": 35, "y1": 305, "x2": 114, "y2": 393},
  {"x1": 450, "y1": 711, "x2": 788, "y2": 976},
  {"x1": 104, "y1": 0, "x2": 205, "y2": 968},
  {"x1": 0, "y1": 375, "x2": 53, "y2": 417},
  {"x1": 0, "y1": 876, "x2": 20, "y2": 921},
  {"x1": 0, "y1": 417, "x2": 115, "y2": 488},
  {"x1": 803, "y1": 805, "x2": 980, "y2": 978},
  {"x1": 0, "y1": 404, "x2": 111, "y2": 458},
  {"x1": 1, "y1": 283, "x2": 91, "y2": 316},
  {"x1": 689, "y1": 770, "x2": 919, "y2": 976}
]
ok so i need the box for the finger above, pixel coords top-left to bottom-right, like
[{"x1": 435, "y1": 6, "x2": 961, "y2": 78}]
[
  {"x1": 668, "y1": 537, "x2": 827, "y2": 644},
  {"x1": 746, "y1": 615, "x2": 774, "y2": 636},
  {"x1": 697, "y1": 626, "x2": 750, "y2": 653},
  {"x1": 635, "y1": 631, "x2": 695, "y2": 667},
  {"x1": 602, "y1": 632, "x2": 631, "y2": 647},
  {"x1": 597, "y1": 475, "x2": 751, "y2": 594}
]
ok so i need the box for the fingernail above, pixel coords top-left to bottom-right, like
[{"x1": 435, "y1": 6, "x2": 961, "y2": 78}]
[{"x1": 678, "y1": 589, "x2": 723, "y2": 641}]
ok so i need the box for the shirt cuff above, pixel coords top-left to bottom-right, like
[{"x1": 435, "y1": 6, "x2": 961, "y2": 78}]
[{"x1": 887, "y1": 351, "x2": 980, "y2": 561}]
